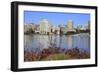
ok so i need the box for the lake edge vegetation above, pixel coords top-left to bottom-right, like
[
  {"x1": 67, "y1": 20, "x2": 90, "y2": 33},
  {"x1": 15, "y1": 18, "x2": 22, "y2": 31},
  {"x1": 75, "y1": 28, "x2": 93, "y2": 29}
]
[{"x1": 24, "y1": 47, "x2": 90, "y2": 62}]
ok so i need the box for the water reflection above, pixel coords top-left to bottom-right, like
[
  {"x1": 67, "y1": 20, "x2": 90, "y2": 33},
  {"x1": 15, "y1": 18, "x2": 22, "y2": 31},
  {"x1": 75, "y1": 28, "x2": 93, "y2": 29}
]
[{"x1": 24, "y1": 33, "x2": 90, "y2": 53}]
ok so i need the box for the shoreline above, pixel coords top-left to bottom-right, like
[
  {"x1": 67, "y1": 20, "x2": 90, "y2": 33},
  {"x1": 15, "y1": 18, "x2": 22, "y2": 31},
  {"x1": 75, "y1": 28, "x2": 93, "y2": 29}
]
[{"x1": 24, "y1": 32, "x2": 90, "y2": 35}]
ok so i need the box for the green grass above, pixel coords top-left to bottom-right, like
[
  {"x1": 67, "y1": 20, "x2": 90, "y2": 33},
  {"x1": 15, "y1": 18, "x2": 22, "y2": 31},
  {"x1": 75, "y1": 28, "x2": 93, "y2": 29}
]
[{"x1": 41, "y1": 53, "x2": 65, "y2": 60}]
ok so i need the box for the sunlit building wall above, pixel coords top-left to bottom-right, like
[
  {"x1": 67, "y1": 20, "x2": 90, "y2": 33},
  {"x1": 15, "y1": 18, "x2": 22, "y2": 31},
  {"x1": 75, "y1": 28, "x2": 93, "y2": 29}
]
[{"x1": 39, "y1": 19, "x2": 51, "y2": 34}]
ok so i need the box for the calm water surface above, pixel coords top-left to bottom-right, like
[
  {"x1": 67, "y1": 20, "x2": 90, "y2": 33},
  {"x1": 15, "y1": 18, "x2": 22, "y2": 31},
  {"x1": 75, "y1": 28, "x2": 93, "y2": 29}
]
[{"x1": 24, "y1": 33, "x2": 90, "y2": 53}]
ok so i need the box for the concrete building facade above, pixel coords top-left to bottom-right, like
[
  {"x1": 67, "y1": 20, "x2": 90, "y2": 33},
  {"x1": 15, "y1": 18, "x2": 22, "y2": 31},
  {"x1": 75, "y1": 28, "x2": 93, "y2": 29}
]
[
  {"x1": 39, "y1": 19, "x2": 51, "y2": 34},
  {"x1": 66, "y1": 20, "x2": 76, "y2": 32}
]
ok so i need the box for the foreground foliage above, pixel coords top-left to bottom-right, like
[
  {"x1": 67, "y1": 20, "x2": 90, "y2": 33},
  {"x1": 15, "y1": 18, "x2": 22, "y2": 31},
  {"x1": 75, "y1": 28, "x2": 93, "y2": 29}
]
[{"x1": 24, "y1": 47, "x2": 90, "y2": 61}]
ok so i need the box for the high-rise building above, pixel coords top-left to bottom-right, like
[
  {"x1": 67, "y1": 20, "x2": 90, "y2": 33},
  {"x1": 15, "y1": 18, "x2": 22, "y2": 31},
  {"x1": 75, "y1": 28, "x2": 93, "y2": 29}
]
[
  {"x1": 67, "y1": 20, "x2": 73, "y2": 29},
  {"x1": 39, "y1": 19, "x2": 51, "y2": 34},
  {"x1": 66, "y1": 20, "x2": 76, "y2": 32}
]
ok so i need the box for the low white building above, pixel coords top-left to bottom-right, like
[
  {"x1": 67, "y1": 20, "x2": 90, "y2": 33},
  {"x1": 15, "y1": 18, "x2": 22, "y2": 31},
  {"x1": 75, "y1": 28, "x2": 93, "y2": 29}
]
[
  {"x1": 34, "y1": 25, "x2": 40, "y2": 34},
  {"x1": 24, "y1": 23, "x2": 35, "y2": 33}
]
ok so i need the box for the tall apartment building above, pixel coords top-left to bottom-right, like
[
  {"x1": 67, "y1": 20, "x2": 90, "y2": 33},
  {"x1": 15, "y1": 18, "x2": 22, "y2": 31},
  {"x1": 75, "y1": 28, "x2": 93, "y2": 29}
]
[{"x1": 39, "y1": 19, "x2": 51, "y2": 34}]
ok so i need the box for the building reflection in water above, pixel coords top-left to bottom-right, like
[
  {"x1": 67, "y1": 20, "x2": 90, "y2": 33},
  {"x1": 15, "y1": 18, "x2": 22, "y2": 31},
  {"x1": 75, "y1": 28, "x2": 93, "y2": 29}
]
[
  {"x1": 24, "y1": 33, "x2": 90, "y2": 53},
  {"x1": 24, "y1": 35, "x2": 33, "y2": 52},
  {"x1": 66, "y1": 35, "x2": 73, "y2": 49}
]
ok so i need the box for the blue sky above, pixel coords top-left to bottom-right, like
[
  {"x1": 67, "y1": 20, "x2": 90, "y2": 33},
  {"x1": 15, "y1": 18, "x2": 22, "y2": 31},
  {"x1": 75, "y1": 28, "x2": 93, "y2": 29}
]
[{"x1": 24, "y1": 11, "x2": 90, "y2": 27}]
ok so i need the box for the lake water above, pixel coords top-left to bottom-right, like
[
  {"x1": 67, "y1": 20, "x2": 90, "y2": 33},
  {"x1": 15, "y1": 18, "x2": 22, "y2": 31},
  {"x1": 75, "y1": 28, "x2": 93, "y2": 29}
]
[{"x1": 24, "y1": 33, "x2": 90, "y2": 53}]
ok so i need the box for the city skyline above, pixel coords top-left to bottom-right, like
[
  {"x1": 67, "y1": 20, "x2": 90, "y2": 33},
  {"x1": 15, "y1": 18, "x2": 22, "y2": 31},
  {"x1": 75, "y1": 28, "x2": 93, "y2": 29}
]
[{"x1": 24, "y1": 11, "x2": 90, "y2": 27}]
